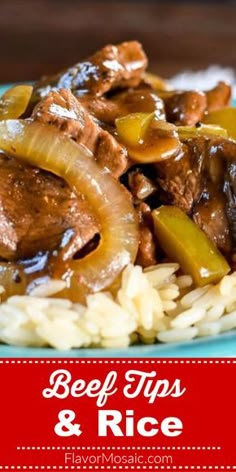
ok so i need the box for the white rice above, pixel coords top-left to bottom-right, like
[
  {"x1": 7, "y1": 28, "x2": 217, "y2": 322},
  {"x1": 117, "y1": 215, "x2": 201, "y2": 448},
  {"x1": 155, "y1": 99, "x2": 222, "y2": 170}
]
[
  {"x1": 169, "y1": 65, "x2": 236, "y2": 99},
  {"x1": 0, "y1": 263, "x2": 236, "y2": 350}
]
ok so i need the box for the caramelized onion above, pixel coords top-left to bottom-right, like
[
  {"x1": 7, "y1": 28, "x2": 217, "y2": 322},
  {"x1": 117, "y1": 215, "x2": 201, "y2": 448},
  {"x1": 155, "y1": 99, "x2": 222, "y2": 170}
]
[
  {"x1": 143, "y1": 72, "x2": 172, "y2": 92},
  {"x1": 178, "y1": 124, "x2": 228, "y2": 140},
  {"x1": 0, "y1": 120, "x2": 139, "y2": 302},
  {"x1": 116, "y1": 113, "x2": 181, "y2": 163},
  {"x1": 203, "y1": 107, "x2": 236, "y2": 140},
  {"x1": 0, "y1": 85, "x2": 33, "y2": 120}
]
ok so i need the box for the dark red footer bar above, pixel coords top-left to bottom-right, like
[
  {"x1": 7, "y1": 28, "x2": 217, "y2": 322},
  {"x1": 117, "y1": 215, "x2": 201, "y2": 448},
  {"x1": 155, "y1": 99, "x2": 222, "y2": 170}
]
[{"x1": 0, "y1": 358, "x2": 235, "y2": 472}]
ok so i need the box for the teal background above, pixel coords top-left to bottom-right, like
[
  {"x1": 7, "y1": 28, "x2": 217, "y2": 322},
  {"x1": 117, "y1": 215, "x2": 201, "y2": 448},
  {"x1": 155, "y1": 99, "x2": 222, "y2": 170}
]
[{"x1": 0, "y1": 84, "x2": 235, "y2": 358}]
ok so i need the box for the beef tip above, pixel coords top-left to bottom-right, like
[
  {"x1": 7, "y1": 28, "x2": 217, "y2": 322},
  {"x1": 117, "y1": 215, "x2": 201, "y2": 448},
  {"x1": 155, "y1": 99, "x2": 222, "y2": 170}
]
[
  {"x1": 135, "y1": 203, "x2": 157, "y2": 267},
  {"x1": 206, "y1": 81, "x2": 231, "y2": 112},
  {"x1": 128, "y1": 169, "x2": 157, "y2": 203},
  {"x1": 208, "y1": 137, "x2": 236, "y2": 162},
  {"x1": 192, "y1": 137, "x2": 234, "y2": 254},
  {"x1": 224, "y1": 162, "x2": 236, "y2": 249},
  {"x1": 78, "y1": 95, "x2": 121, "y2": 125},
  {"x1": 0, "y1": 154, "x2": 99, "y2": 262},
  {"x1": 137, "y1": 226, "x2": 157, "y2": 268},
  {"x1": 34, "y1": 41, "x2": 148, "y2": 98},
  {"x1": 164, "y1": 91, "x2": 207, "y2": 125},
  {"x1": 156, "y1": 138, "x2": 206, "y2": 213},
  {"x1": 204, "y1": 138, "x2": 236, "y2": 251},
  {"x1": 193, "y1": 186, "x2": 232, "y2": 254},
  {"x1": 78, "y1": 88, "x2": 165, "y2": 125},
  {"x1": 32, "y1": 89, "x2": 128, "y2": 178}
]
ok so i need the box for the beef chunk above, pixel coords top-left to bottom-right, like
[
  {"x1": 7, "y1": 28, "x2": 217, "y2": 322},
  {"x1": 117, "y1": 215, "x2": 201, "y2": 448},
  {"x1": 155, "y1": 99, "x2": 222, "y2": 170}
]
[
  {"x1": 193, "y1": 188, "x2": 232, "y2": 254},
  {"x1": 0, "y1": 154, "x2": 99, "y2": 262},
  {"x1": 156, "y1": 139, "x2": 206, "y2": 213},
  {"x1": 32, "y1": 89, "x2": 128, "y2": 178},
  {"x1": 206, "y1": 81, "x2": 231, "y2": 112},
  {"x1": 34, "y1": 41, "x2": 148, "y2": 98},
  {"x1": 224, "y1": 162, "x2": 236, "y2": 249},
  {"x1": 128, "y1": 169, "x2": 156, "y2": 202},
  {"x1": 78, "y1": 95, "x2": 121, "y2": 125},
  {"x1": 209, "y1": 137, "x2": 236, "y2": 162},
  {"x1": 191, "y1": 138, "x2": 233, "y2": 254},
  {"x1": 205, "y1": 139, "x2": 236, "y2": 250},
  {"x1": 135, "y1": 203, "x2": 157, "y2": 267},
  {"x1": 163, "y1": 82, "x2": 231, "y2": 125},
  {"x1": 164, "y1": 91, "x2": 207, "y2": 125}
]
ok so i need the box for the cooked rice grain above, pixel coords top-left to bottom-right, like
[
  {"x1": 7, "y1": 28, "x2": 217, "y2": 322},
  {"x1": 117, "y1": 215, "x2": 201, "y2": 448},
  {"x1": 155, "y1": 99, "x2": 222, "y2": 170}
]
[
  {"x1": 157, "y1": 327, "x2": 199, "y2": 343},
  {"x1": 0, "y1": 263, "x2": 236, "y2": 349}
]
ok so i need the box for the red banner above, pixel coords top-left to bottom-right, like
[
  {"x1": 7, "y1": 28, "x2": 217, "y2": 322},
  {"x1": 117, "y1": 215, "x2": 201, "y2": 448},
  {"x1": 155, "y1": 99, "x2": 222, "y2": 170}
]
[{"x1": 0, "y1": 358, "x2": 235, "y2": 471}]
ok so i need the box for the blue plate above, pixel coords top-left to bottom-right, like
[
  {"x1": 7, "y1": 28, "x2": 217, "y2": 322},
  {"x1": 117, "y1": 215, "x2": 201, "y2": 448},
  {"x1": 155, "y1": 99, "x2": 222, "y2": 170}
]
[{"x1": 0, "y1": 83, "x2": 235, "y2": 358}]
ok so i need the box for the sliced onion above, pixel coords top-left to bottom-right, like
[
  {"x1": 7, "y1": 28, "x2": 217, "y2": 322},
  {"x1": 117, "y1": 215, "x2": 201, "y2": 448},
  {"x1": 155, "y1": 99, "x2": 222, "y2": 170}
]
[
  {"x1": 177, "y1": 123, "x2": 228, "y2": 140},
  {"x1": 0, "y1": 85, "x2": 33, "y2": 120},
  {"x1": 143, "y1": 72, "x2": 172, "y2": 92},
  {"x1": 0, "y1": 120, "x2": 139, "y2": 302},
  {"x1": 116, "y1": 114, "x2": 181, "y2": 163}
]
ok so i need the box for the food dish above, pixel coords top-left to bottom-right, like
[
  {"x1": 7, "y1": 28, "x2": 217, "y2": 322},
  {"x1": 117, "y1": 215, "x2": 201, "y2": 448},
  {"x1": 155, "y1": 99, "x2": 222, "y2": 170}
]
[{"x1": 0, "y1": 41, "x2": 236, "y2": 353}]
